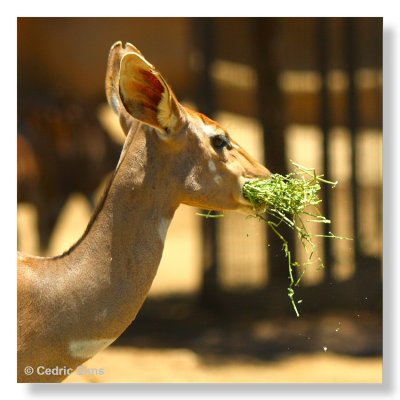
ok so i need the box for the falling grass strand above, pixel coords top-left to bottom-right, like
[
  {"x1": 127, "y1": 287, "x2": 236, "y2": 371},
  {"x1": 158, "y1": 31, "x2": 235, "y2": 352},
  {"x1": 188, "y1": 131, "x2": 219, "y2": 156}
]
[{"x1": 242, "y1": 161, "x2": 352, "y2": 316}]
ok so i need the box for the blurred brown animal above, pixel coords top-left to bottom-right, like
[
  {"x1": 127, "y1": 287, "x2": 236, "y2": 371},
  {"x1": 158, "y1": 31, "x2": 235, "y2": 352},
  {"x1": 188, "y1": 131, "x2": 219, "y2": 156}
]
[{"x1": 17, "y1": 99, "x2": 122, "y2": 252}]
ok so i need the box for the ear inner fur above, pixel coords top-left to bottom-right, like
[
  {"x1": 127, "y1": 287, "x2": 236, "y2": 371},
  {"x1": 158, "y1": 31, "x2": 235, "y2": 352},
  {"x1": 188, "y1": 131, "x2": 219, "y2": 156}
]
[{"x1": 119, "y1": 52, "x2": 180, "y2": 132}]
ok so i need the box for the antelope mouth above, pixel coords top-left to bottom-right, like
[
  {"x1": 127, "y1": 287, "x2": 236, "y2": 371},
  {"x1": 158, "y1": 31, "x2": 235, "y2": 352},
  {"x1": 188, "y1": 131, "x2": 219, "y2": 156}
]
[
  {"x1": 237, "y1": 177, "x2": 257, "y2": 213},
  {"x1": 237, "y1": 175, "x2": 271, "y2": 214}
]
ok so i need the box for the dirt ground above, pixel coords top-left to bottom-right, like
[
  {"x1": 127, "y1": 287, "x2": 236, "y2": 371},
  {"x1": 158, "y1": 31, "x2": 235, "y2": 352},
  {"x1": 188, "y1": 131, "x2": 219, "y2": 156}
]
[
  {"x1": 64, "y1": 347, "x2": 381, "y2": 383},
  {"x1": 62, "y1": 303, "x2": 382, "y2": 383}
]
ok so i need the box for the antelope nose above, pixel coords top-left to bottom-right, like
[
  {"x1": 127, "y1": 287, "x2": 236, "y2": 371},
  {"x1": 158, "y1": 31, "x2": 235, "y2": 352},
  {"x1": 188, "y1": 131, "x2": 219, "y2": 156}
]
[{"x1": 255, "y1": 164, "x2": 271, "y2": 179}]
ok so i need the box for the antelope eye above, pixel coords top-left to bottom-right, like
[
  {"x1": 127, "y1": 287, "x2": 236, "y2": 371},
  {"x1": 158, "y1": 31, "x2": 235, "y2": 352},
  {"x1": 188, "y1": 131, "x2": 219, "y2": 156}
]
[{"x1": 211, "y1": 134, "x2": 232, "y2": 150}]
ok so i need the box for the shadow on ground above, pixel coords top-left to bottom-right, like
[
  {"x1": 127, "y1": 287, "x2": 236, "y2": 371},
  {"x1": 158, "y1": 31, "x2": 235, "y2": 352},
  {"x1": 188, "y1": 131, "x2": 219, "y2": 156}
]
[{"x1": 114, "y1": 293, "x2": 382, "y2": 366}]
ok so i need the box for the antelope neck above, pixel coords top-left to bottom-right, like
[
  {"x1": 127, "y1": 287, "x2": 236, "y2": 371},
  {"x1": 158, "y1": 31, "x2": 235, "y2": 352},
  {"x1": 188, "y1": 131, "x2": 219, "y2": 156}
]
[{"x1": 54, "y1": 125, "x2": 179, "y2": 335}]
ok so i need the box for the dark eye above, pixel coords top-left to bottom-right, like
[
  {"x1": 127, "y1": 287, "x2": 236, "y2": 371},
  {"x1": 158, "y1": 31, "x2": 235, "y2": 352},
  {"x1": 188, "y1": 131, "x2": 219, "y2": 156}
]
[{"x1": 211, "y1": 134, "x2": 232, "y2": 150}]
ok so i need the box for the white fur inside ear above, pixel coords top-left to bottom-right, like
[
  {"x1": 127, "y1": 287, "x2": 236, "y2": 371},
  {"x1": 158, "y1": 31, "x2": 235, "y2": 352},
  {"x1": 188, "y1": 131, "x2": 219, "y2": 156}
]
[
  {"x1": 157, "y1": 89, "x2": 177, "y2": 130},
  {"x1": 121, "y1": 51, "x2": 155, "y2": 70}
]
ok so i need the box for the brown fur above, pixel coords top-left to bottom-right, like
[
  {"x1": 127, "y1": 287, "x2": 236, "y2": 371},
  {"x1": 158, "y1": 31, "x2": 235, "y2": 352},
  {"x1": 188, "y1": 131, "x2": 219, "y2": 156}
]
[{"x1": 17, "y1": 42, "x2": 270, "y2": 382}]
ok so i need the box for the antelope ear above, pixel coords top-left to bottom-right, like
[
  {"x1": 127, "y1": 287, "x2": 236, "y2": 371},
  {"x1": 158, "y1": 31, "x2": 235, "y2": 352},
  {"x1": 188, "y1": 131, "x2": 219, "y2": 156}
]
[
  {"x1": 106, "y1": 42, "x2": 141, "y2": 135},
  {"x1": 119, "y1": 52, "x2": 183, "y2": 133}
]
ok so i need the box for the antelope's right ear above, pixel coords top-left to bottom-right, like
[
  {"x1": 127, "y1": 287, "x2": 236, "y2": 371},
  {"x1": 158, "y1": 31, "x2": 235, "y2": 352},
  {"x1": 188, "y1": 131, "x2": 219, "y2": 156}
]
[{"x1": 119, "y1": 52, "x2": 183, "y2": 133}]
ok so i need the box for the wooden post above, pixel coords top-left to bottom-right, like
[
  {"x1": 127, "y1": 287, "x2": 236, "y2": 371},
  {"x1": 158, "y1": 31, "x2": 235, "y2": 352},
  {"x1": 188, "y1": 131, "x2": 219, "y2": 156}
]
[
  {"x1": 344, "y1": 18, "x2": 361, "y2": 271},
  {"x1": 253, "y1": 18, "x2": 294, "y2": 314},
  {"x1": 191, "y1": 18, "x2": 221, "y2": 307},
  {"x1": 317, "y1": 18, "x2": 334, "y2": 281}
]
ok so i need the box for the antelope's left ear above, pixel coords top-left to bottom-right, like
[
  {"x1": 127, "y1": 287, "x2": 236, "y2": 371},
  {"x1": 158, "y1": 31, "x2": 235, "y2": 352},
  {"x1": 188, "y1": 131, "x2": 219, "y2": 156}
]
[{"x1": 119, "y1": 52, "x2": 183, "y2": 134}]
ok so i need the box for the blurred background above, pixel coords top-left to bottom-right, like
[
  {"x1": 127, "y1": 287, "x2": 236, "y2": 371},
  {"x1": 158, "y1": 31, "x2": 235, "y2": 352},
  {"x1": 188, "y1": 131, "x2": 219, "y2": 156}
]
[{"x1": 17, "y1": 17, "x2": 382, "y2": 382}]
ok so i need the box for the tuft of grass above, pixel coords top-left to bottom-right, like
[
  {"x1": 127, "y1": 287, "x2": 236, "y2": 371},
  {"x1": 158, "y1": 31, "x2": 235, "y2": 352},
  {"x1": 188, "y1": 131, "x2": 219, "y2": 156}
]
[{"x1": 242, "y1": 160, "x2": 351, "y2": 316}]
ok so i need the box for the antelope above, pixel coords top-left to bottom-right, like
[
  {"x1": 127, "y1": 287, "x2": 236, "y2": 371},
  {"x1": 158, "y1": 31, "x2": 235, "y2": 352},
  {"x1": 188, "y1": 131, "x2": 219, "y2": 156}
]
[{"x1": 17, "y1": 41, "x2": 270, "y2": 382}]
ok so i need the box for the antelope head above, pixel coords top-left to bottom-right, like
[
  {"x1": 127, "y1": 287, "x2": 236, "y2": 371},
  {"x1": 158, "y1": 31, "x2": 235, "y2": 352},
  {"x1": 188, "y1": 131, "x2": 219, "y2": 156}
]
[{"x1": 106, "y1": 42, "x2": 271, "y2": 213}]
